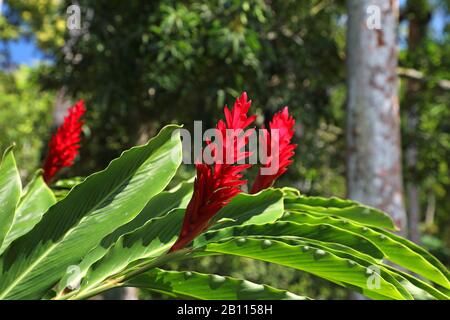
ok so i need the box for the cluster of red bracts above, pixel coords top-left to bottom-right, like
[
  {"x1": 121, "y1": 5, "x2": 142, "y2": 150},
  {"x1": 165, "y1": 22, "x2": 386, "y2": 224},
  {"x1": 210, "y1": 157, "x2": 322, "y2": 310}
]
[
  {"x1": 170, "y1": 92, "x2": 296, "y2": 252},
  {"x1": 40, "y1": 94, "x2": 295, "y2": 252},
  {"x1": 250, "y1": 106, "x2": 296, "y2": 194},
  {"x1": 42, "y1": 100, "x2": 86, "y2": 183}
]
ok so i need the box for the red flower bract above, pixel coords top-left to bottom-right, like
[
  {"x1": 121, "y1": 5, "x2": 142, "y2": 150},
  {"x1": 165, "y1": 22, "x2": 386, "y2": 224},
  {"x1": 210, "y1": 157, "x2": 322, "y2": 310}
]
[
  {"x1": 43, "y1": 100, "x2": 86, "y2": 183},
  {"x1": 250, "y1": 106, "x2": 296, "y2": 194},
  {"x1": 170, "y1": 92, "x2": 256, "y2": 252}
]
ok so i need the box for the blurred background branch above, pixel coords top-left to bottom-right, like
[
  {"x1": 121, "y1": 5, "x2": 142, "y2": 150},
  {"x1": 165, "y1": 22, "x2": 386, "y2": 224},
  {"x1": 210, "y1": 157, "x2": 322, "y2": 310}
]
[{"x1": 398, "y1": 67, "x2": 450, "y2": 91}]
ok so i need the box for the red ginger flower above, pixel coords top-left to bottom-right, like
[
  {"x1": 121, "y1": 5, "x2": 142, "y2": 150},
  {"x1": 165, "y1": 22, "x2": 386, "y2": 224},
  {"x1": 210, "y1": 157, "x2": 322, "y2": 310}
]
[
  {"x1": 250, "y1": 106, "x2": 296, "y2": 194},
  {"x1": 43, "y1": 100, "x2": 86, "y2": 183},
  {"x1": 170, "y1": 92, "x2": 256, "y2": 252}
]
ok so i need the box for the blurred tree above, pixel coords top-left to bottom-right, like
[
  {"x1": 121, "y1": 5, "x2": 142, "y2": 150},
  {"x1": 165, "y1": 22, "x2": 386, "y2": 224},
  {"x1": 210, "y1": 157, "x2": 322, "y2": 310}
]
[
  {"x1": 0, "y1": 65, "x2": 54, "y2": 178},
  {"x1": 32, "y1": 0, "x2": 347, "y2": 190},
  {"x1": 399, "y1": 0, "x2": 450, "y2": 256},
  {"x1": 1, "y1": 0, "x2": 65, "y2": 49},
  {"x1": 402, "y1": 0, "x2": 432, "y2": 244},
  {"x1": 346, "y1": 0, "x2": 407, "y2": 234},
  {"x1": 2, "y1": 0, "x2": 350, "y2": 195}
]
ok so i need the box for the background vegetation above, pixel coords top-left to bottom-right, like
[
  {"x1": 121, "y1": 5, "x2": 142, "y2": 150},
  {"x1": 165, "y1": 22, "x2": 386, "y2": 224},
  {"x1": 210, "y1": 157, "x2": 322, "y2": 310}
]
[{"x1": 0, "y1": 0, "x2": 448, "y2": 299}]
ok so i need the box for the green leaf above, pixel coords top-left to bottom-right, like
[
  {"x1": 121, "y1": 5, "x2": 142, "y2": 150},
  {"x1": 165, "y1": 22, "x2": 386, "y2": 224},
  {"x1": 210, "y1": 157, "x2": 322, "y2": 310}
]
[
  {"x1": 53, "y1": 177, "x2": 86, "y2": 189},
  {"x1": 382, "y1": 265, "x2": 449, "y2": 300},
  {"x1": 281, "y1": 211, "x2": 450, "y2": 289},
  {"x1": 279, "y1": 187, "x2": 301, "y2": 199},
  {"x1": 51, "y1": 177, "x2": 86, "y2": 201},
  {"x1": 0, "y1": 171, "x2": 56, "y2": 254},
  {"x1": 284, "y1": 195, "x2": 396, "y2": 230},
  {"x1": 195, "y1": 221, "x2": 384, "y2": 259},
  {"x1": 56, "y1": 180, "x2": 193, "y2": 294},
  {"x1": 267, "y1": 236, "x2": 414, "y2": 300},
  {"x1": 196, "y1": 237, "x2": 407, "y2": 300},
  {"x1": 70, "y1": 209, "x2": 185, "y2": 299},
  {"x1": 125, "y1": 268, "x2": 308, "y2": 300},
  {"x1": 210, "y1": 188, "x2": 285, "y2": 229},
  {"x1": 71, "y1": 189, "x2": 284, "y2": 298},
  {"x1": 138, "y1": 179, "x2": 193, "y2": 221},
  {"x1": 376, "y1": 228, "x2": 450, "y2": 287},
  {"x1": 0, "y1": 125, "x2": 182, "y2": 299},
  {"x1": 0, "y1": 146, "x2": 22, "y2": 249}
]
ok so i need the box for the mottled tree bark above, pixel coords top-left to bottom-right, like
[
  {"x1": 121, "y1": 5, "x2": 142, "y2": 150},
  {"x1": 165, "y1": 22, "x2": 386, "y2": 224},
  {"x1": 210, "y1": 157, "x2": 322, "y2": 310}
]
[{"x1": 346, "y1": 0, "x2": 407, "y2": 234}]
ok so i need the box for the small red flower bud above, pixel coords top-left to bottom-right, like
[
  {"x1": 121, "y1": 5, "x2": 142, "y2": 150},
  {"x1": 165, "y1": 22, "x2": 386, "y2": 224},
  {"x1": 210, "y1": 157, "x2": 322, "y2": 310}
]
[{"x1": 43, "y1": 100, "x2": 86, "y2": 183}]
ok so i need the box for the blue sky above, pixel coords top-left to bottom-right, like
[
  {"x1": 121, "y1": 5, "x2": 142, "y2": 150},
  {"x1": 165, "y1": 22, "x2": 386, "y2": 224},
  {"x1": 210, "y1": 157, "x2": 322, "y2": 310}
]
[
  {"x1": 6, "y1": 37, "x2": 47, "y2": 65},
  {"x1": 3, "y1": 1, "x2": 449, "y2": 66}
]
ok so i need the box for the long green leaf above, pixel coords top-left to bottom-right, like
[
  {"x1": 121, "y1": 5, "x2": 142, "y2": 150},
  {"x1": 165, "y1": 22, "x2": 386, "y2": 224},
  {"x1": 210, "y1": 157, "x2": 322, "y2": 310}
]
[
  {"x1": 74, "y1": 189, "x2": 284, "y2": 292},
  {"x1": 280, "y1": 235, "x2": 445, "y2": 299},
  {"x1": 284, "y1": 195, "x2": 396, "y2": 230},
  {"x1": 264, "y1": 236, "x2": 414, "y2": 300},
  {"x1": 0, "y1": 125, "x2": 182, "y2": 299},
  {"x1": 382, "y1": 265, "x2": 449, "y2": 300},
  {"x1": 0, "y1": 146, "x2": 22, "y2": 249},
  {"x1": 196, "y1": 237, "x2": 407, "y2": 299},
  {"x1": 376, "y1": 228, "x2": 450, "y2": 285},
  {"x1": 125, "y1": 268, "x2": 308, "y2": 300},
  {"x1": 56, "y1": 180, "x2": 193, "y2": 294},
  {"x1": 0, "y1": 171, "x2": 56, "y2": 254},
  {"x1": 268, "y1": 236, "x2": 415, "y2": 300},
  {"x1": 281, "y1": 211, "x2": 450, "y2": 289},
  {"x1": 195, "y1": 221, "x2": 384, "y2": 259},
  {"x1": 71, "y1": 209, "x2": 185, "y2": 298},
  {"x1": 66, "y1": 188, "x2": 284, "y2": 298},
  {"x1": 210, "y1": 189, "x2": 285, "y2": 229}
]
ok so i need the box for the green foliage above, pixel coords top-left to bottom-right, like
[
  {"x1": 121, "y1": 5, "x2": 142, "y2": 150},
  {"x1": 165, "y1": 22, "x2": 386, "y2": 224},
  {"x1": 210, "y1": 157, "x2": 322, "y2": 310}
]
[
  {"x1": 126, "y1": 268, "x2": 307, "y2": 300},
  {"x1": 195, "y1": 238, "x2": 409, "y2": 300},
  {"x1": 0, "y1": 66, "x2": 54, "y2": 177},
  {"x1": 0, "y1": 146, "x2": 21, "y2": 248},
  {"x1": 0, "y1": 130, "x2": 448, "y2": 300},
  {"x1": 3, "y1": 0, "x2": 346, "y2": 185},
  {"x1": 0, "y1": 125, "x2": 182, "y2": 299},
  {"x1": 399, "y1": 0, "x2": 450, "y2": 260},
  {"x1": 1, "y1": 0, "x2": 66, "y2": 48},
  {"x1": 0, "y1": 170, "x2": 55, "y2": 254},
  {"x1": 169, "y1": 256, "x2": 349, "y2": 300},
  {"x1": 1, "y1": 0, "x2": 449, "y2": 300},
  {"x1": 284, "y1": 195, "x2": 397, "y2": 230},
  {"x1": 281, "y1": 211, "x2": 450, "y2": 289}
]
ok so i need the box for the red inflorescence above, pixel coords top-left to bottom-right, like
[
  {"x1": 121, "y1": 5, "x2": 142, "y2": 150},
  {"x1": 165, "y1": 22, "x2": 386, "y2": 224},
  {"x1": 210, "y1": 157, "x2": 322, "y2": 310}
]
[
  {"x1": 250, "y1": 106, "x2": 296, "y2": 194},
  {"x1": 43, "y1": 100, "x2": 86, "y2": 183},
  {"x1": 170, "y1": 92, "x2": 256, "y2": 252}
]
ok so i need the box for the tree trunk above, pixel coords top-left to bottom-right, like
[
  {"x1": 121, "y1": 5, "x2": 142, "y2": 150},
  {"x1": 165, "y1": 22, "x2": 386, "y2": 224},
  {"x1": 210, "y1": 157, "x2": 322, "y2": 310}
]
[
  {"x1": 425, "y1": 191, "x2": 435, "y2": 226},
  {"x1": 404, "y1": 69, "x2": 421, "y2": 244},
  {"x1": 403, "y1": 0, "x2": 431, "y2": 244},
  {"x1": 346, "y1": 0, "x2": 407, "y2": 234}
]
